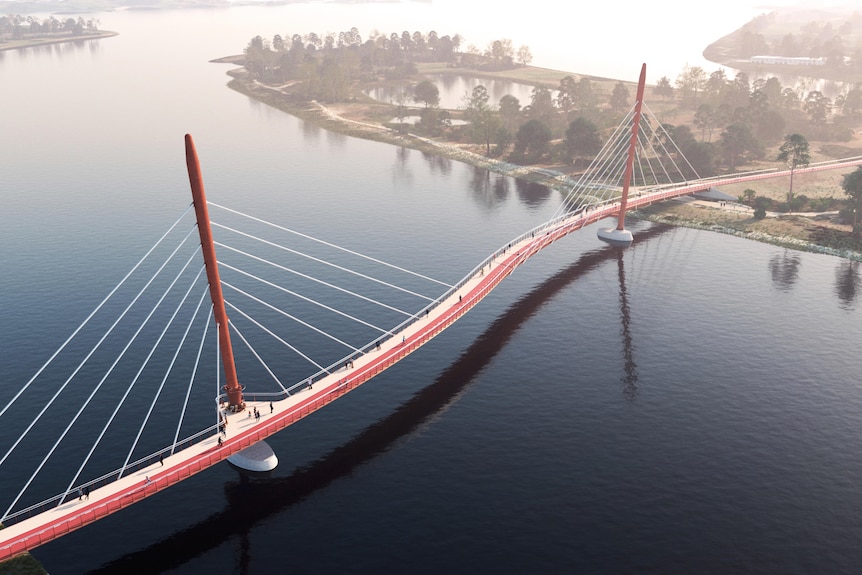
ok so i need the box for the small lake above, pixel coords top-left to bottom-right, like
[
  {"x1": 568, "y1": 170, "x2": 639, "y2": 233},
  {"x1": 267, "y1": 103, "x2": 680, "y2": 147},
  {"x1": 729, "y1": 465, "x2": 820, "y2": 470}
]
[{"x1": 367, "y1": 74, "x2": 548, "y2": 110}]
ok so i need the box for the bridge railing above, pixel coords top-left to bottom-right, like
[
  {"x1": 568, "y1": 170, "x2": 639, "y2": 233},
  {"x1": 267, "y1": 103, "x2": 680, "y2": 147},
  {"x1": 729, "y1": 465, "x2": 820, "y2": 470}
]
[{"x1": 1, "y1": 424, "x2": 221, "y2": 527}]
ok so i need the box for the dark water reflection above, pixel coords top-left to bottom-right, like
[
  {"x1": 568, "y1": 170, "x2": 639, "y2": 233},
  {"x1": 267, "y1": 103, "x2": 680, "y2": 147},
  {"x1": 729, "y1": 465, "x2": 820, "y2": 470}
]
[
  {"x1": 83, "y1": 225, "x2": 672, "y2": 575},
  {"x1": 769, "y1": 249, "x2": 801, "y2": 291},
  {"x1": 420, "y1": 150, "x2": 452, "y2": 175},
  {"x1": 515, "y1": 179, "x2": 552, "y2": 209},
  {"x1": 834, "y1": 260, "x2": 860, "y2": 310}
]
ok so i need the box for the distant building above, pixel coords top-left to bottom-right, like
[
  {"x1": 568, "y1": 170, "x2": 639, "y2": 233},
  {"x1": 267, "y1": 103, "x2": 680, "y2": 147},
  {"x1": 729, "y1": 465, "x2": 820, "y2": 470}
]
[{"x1": 750, "y1": 55, "x2": 826, "y2": 66}]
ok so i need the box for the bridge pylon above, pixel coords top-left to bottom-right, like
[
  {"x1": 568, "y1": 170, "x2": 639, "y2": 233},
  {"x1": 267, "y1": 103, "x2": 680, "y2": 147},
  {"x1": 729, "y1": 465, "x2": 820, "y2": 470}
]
[
  {"x1": 185, "y1": 134, "x2": 245, "y2": 413},
  {"x1": 597, "y1": 63, "x2": 646, "y2": 248}
]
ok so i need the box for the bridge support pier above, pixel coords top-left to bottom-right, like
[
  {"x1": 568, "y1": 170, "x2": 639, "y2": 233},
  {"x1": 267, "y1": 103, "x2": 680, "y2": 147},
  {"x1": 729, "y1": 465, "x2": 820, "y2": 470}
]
[
  {"x1": 597, "y1": 227, "x2": 633, "y2": 247},
  {"x1": 227, "y1": 440, "x2": 278, "y2": 472}
]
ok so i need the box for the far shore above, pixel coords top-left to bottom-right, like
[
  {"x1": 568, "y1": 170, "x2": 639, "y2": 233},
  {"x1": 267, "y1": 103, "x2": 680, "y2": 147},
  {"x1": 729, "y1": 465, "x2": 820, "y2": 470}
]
[
  {"x1": 216, "y1": 55, "x2": 862, "y2": 260},
  {"x1": 0, "y1": 30, "x2": 117, "y2": 52}
]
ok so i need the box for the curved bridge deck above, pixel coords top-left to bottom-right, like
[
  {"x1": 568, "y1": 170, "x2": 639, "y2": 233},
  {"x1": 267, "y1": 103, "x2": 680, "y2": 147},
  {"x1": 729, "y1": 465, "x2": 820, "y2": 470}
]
[{"x1": 4, "y1": 155, "x2": 862, "y2": 560}]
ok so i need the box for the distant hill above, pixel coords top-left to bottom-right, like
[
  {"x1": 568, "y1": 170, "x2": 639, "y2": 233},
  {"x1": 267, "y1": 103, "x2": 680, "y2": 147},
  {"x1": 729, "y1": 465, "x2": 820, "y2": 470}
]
[{"x1": 704, "y1": 6, "x2": 862, "y2": 82}]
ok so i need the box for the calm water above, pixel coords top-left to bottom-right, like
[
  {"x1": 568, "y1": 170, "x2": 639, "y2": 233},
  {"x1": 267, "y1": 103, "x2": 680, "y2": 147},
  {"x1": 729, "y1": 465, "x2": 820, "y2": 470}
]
[{"x1": 3, "y1": 5, "x2": 862, "y2": 574}]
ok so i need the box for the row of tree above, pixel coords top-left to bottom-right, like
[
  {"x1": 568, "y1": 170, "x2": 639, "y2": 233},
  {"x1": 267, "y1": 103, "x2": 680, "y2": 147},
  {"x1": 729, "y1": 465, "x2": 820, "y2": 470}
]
[
  {"x1": 243, "y1": 28, "x2": 532, "y2": 97},
  {"x1": 241, "y1": 29, "x2": 861, "y2": 211},
  {"x1": 0, "y1": 14, "x2": 100, "y2": 39}
]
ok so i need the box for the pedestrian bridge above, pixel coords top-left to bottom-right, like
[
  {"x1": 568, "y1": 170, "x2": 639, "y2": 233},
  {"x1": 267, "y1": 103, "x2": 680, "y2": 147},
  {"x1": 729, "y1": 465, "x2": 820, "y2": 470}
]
[{"x1": 2, "y1": 65, "x2": 861, "y2": 561}]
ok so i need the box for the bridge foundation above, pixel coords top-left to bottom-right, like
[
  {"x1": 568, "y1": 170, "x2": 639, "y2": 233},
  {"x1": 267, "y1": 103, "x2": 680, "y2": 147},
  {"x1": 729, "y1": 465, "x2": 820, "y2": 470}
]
[
  {"x1": 228, "y1": 440, "x2": 278, "y2": 472},
  {"x1": 597, "y1": 227, "x2": 633, "y2": 246}
]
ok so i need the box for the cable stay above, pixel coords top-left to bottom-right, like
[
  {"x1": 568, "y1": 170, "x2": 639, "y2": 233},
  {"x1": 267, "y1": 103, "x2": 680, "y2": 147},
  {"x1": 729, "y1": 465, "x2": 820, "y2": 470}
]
[
  {"x1": 224, "y1": 285, "x2": 361, "y2": 359},
  {"x1": 213, "y1": 225, "x2": 438, "y2": 303},
  {"x1": 209, "y1": 201, "x2": 453, "y2": 288},
  {"x1": 0, "y1": 226, "x2": 200, "y2": 491},
  {"x1": 0, "y1": 205, "x2": 194, "y2": 425},
  {"x1": 220, "y1": 262, "x2": 400, "y2": 332},
  {"x1": 173, "y1": 306, "x2": 212, "y2": 456},
  {"x1": 118, "y1": 264, "x2": 210, "y2": 479},
  {"x1": 224, "y1": 319, "x2": 290, "y2": 391},
  {"x1": 216, "y1": 244, "x2": 421, "y2": 314}
]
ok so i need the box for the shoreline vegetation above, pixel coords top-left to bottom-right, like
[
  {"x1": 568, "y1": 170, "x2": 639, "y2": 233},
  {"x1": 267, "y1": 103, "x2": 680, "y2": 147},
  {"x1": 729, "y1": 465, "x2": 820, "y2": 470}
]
[
  {"x1": 6, "y1": 10, "x2": 862, "y2": 260},
  {"x1": 0, "y1": 14, "x2": 115, "y2": 51},
  {"x1": 218, "y1": 50, "x2": 862, "y2": 261},
  {"x1": 0, "y1": 29, "x2": 117, "y2": 51}
]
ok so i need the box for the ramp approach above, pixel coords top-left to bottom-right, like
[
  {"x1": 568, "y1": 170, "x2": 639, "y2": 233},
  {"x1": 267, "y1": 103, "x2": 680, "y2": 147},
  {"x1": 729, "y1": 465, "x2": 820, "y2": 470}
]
[{"x1": 2, "y1": 65, "x2": 862, "y2": 561}]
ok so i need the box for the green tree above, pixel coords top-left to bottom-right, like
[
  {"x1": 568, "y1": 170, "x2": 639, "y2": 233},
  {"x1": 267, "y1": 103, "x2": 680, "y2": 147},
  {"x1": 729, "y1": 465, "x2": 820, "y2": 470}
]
[
  {"x1": 653, "y1": 76, "x2": 674, "y2": 100},
  {"x1": 498, "y1": 94, "x2": 521, "y2": 132},
  {"x1": 720, "y1": 122, "x2": 760, "y2": 169},
  {"x1": 804, "y1": 90, "x2": 831, "y2": 126},
  {"x1": 776, "y1": 133, "x2": 810, "y2": 204},
  {"x1": 573, "y1": 77, "x2": 597, "y2": 112},
  {"x1": 694, "y1": 104, "x2": 715, "y2": 141},
  {"x1": 556, "y1": 76, "x2": 577, "y2": 115},
  {"x1": 675, "y1": 65, "x2": 707, "y2": 106},
  {"x1": 464, "y1": 85, "x2": 497, "y2": 155},
  {"x1": 413, "y1": 80, "x2": 439, "y2": 108},
  {"x1": 842, "y1": 167, "x2": 862, "y2": 234},
  {"x1": 512, "y1": 119, "x2": 551, "y2": 163},
  {"x1": 609, "y1": 82, "x2": 630, "y2": 114},
  {"x1": 564, "y1": 117, "x2": 601, "y2": 162},
  {"x1": 526, "y1": 86, "x2": 555, "y2": 126},
  {"x1": 516, "y1": 45, "x2": 532, "y2": 67}
]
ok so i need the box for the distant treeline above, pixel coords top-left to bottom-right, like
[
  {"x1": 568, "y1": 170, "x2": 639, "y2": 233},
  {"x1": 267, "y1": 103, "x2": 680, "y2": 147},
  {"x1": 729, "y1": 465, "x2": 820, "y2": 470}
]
[
  {"x1": 242, "y1": 28, "x2": 532, "y2": 101},
  {"x1": 0, "y1": 14, "x2": 100, "y2": 40}
]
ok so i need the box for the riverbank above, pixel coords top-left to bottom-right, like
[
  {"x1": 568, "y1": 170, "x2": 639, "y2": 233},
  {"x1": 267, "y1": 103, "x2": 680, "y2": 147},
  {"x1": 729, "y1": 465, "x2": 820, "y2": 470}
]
[
  {"x1": 0, "y1": 30, "x2": 117, "y2": 51},
  {"x1": 637, "y1": 199, "x2": 862, "y2": 261},
  {"x1": 218, "y1": 57, "x2": 862, "y2": 260}
]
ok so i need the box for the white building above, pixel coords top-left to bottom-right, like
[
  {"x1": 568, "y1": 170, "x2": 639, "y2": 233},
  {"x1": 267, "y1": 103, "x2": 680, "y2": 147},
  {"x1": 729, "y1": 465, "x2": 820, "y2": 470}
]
[{"x1": 750, "y1": 55, "x2": 826, "y2": 66}]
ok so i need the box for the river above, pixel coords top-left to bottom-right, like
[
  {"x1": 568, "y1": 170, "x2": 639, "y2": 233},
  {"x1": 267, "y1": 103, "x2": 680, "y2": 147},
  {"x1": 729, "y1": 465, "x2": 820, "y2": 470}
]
[{"x1": 3, "y1": 4, "x2": 862, "y2": 574}]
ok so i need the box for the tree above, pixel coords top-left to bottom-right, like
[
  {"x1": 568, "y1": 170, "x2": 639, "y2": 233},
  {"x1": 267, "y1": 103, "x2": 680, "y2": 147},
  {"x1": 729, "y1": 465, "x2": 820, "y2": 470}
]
[
  {"x1": 842, "y1": 167, "x2": 862, "y2": 234},
  {"x1": 556, "y1": 76, "x2": 577, "y2": 115},
  {"x1": 498, "y1": 94, "x2": 521, "y2": 131},
  {"x1": 609, "y1": 82, "x2": 630, "y2": 114},
  {"x1": 526, "y1": 86, "x2": 555, "y2": 126},
  {"x1": 516, "y1": 45, "x2": 532, "y2": 67},
  {"x1": 653, "y1": 76, "x2": 674, "y2": 100},
  {"x1": 565, "y1": 117, "x2": 601, "y2": 162},
  {"x1": 464, "y1": 85, "x2": 496, "y2": 155},
  {"x1": 675, "y1": 65, "x2": 706, "y2": 106},
  {"x1": 573, "y1": 77, "x2": 597, "y2": 112},
  {"x1": 694, "y1": 104, "x2": 715, "y2": 141},
  {"x1": 512, "y1": 119, "x2": 551, "y2": 163},
  {"x1": 776, "y1": 133, "x2": 810, "y2": 204},
  {"x1": 719, "y1": 122, "x2": 760, "y2": 169},
  {"x1": 804, "y1": 90, "x2": 831, "y2": 126},
  {"x1": 413, "y1": 80, "x2": 439, "y2": 108}
]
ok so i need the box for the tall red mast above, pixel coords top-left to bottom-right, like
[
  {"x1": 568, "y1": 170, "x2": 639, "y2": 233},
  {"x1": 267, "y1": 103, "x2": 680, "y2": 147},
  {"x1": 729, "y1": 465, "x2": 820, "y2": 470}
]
[
  {"x1": 185, "y1": 134, "x2": 244, "y2": 411},
  {"x1": 617, "y1": 63, "x2": 647, "y2": 231}
]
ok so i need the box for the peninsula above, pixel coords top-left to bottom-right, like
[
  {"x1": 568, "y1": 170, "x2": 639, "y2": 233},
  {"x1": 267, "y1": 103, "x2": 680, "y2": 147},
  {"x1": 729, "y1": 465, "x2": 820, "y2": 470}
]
[{"x1": 221, "y1": 21, "x2": 862, "y2": 259}]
